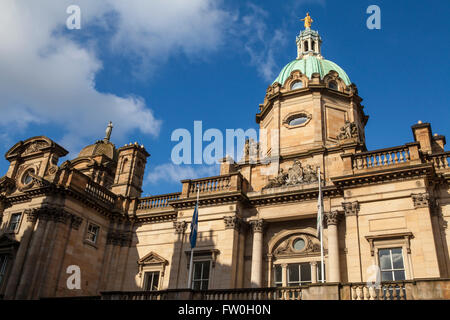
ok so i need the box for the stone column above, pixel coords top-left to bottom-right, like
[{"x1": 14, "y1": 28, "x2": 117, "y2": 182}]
[
  {"x1": 326, "y1": 211, "x2": 342, "y2": 283},
  {"x1": 281, "y1": 263, "x2": 288, "y2": 287},
  {"x1": 250, "y1": 219, "x2": 264, "y2": 288},
  {"x1": 15, "y1": 211, "x2": 49, "y2": 299},
  {"x1": 311, "y1": 261, "x2": 318, "y2": 284},
  {"x1": 168, "y1": 221, "x2": 187, "y2": 289},
  {"x1": 3, "y1": 209, "x2": 38, "y2": 299},
  {"x1": 342, "y1": 201, "x2": 362, "y2": 282},
  {"x1": 222, "y1": 216, "x2": 242, "y2": 289}
]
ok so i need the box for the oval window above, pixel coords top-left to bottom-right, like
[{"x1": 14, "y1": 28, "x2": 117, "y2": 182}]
[
  {"x1": 291, "y1": 81, "x2": 303, "y2": 90},
  {"x1": 289, "y1": 116, "x2": 308, "y2": 126},
  {"x1": 22, "y1": 169, "x2": 35, "y2": 185},
  {"x1": 293, "y1": 238, "x2": 306, "y2": 251}
]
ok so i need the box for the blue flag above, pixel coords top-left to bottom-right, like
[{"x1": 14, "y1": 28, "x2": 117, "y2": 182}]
[{"x1": 189, "y1": 203, "x2": 198, "y2": 249}]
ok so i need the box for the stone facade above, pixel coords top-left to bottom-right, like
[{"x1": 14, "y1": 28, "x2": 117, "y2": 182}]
[{"x1": 0, "y1": 26, "x2": 449, "y2": 300}]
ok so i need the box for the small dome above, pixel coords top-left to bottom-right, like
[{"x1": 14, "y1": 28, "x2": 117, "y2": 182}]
[
  {"x1": 273, "y1": 55, "x2": 351, "y2": 87},
  {"x1": 78, "y1": 140, "x2": 118, "y2": 161}
]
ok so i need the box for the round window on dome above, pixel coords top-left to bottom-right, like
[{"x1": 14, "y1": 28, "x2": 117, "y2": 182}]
[
  {"x1": 291, "y1": 81, "x2": 303, "y2": 90},
  {"x1": 293, "y1": 238, "x2": 306, "y2": 251}
]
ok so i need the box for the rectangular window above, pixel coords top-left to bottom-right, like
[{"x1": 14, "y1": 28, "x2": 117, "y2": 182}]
[
  {"x1": 86, "y1": 223, "x2": 100, "y2": 244},
  {"x1": 287, "y1": 263, "x2": 311, "y2": 286},
  {"x1": 317, "y1": 262, "x2": 326, "y2": 282},
  {"x1": 143, "y1": 271, "x2": 160, "y2": 291},
  {"x1": 192, "y1": 261, "x2": 210, "y2": 290},
  {"x1": 378, "y1": 248, "x2": 406, "y2": 281},
  {"x1": 274, "y1": 265, "x2": 282, "y2": 287},
  {"x1": 8, "y1": 213, "x2": 21, "y2": 232},
  {"x1": 0, "y1": 255, "x2": 8, "y2": 287}
]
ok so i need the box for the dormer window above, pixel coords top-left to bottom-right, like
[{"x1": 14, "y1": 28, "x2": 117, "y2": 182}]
[
  {"x1": 291, "y1": 81, "x2": 303, "y2": 90},
  {"x1": 328, "y1": 81, "x2": 338, "y2": 90}
]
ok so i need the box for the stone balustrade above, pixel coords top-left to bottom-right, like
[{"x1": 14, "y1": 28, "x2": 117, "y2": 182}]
[
  {"x1": 181, "y1": 173, "x2": 246, "y2": 198},
  {"x1": 350, "y1": 282, "x2": 407, "y2": 300},
  {"x1": 352, "y1": 146, "x2": 411, "y2": 170},
  {"x1": 137, "y1": 193, "x2": 181, "y2": 210},
  {"x1": 85, "y1": 180, "x2": 116, "y2": 206},
  {"x1": 98, "y1": 279, "x2": 450, "y2": 301},
  {"x1": 426, "y1": 152, "x2": 450, "y2": 170}
]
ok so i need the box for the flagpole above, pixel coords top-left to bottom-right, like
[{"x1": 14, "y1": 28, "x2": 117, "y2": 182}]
[
  {"x1": 318, "y1": 167, "x2": 325, "y2": 283},
  {"x1": 187, "y1": 186, "x2": 200, "y2": 289}
]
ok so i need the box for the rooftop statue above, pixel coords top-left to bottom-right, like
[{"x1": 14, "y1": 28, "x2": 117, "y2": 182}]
[{"x1": 301, "y1": 12, "x2": 313, "y2": 29}]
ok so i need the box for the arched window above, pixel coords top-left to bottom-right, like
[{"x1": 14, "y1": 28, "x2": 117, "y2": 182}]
[
  {"x1": 311, "y1": 40, "x2": 315, "y2": 51},
  {"x1": 328, "y1": 81, "x2": 338, "y2": 90},
  {"x1": 121, "y1": 158, "x2": 128, "y2": 173},
  {"x1": 291, "y1": 81, "x2": 303, "y2": 90},
  {"x1": 304, "y1": 41, "x2": 309, "y2": 51}
]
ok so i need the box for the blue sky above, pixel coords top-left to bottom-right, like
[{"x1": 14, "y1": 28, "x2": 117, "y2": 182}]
[{"x1": 0, "y1": 0, "x2": 449, "y2": 196}]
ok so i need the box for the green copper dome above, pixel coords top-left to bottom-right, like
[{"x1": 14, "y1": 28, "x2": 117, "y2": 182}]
[{"x1": 273, "y1": 55, "x2": 351, "y2": 86}]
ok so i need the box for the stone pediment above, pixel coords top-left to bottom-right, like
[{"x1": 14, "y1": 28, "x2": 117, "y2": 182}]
[
  {"x1": 5, "y1": 136, "x2": 68, "y2": 161},
  {"x1": 138, "y1": 252, "x2": 168, "y2": 266}
]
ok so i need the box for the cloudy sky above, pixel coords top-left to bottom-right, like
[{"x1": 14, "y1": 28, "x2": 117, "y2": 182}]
[{"x1": 0, "y1": 0, "x2": 449, "y2": 196}]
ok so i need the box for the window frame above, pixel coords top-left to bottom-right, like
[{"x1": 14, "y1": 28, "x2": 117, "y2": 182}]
[
  {"x1": 7, "y1": 213, "x2": 23, "y2": 233},
  {"x1": 378, "y1": 247, "x2": 406, "y2": 282},
  {"x1": 143, "y1": 271, "x2": 161, "y2": 291},
  {"x1": 0, "y1": 254, "x2": 9, "y2": 288},
  {"x1": 287, "y1": 262, "x2": 312, "y2": 286},
  {"x1": 191, "y1": 260, "x2": 211, "y2": 291},
  {"x1": 84, "y1": 221, "x2": 100, "y2": 246}
]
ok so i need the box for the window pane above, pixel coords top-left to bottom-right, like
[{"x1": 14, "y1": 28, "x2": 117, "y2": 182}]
[
  {"x1": 274, "y1": 265, "x2": 282, "y2": 283},
  {"x1": 291, "y1": 81, "x2": 303, "y2": 90},
  {"x1": 300, "y1": 263, "x2": 311, "y2": 283},
  {"x1": 152, "y1": 272, "x2": 160, "y2": 290},
  {"x1": 393, "y1": 270, "x2": 406, "y2": 281},
  {"x1": 289, "y1": 117, "x2": 307, "y2": 126},
  {"x1": 391, "y1": 248, "x2": 404, "y2": 269},
  {"x1": 288, "y1": 264, "x2": 299, "y2": 283},
  {"x1": 193, "y1": 281, "x2": 201, "y2": 290},
  {"x1": 381, "y1": 271, "x2": 393, "y2": 282},
  {"x1": 193, "y1": 263, "x2": 202, "y2": 279},
  {"x1": 201, "y1": 280, "x2": 209, "y2": 290},
  {"x1": 317, "y1": 263, "x2": 326, "y2": 282},
  {"x1": 202, "y1": 261, "x2": 210, "y2": 279},
  {"x1": 293, "y1": 238, "x2": 305, "y2": 251},
  {"x1": 378, "y1": 249, "x2": 391, "y2": 270}
]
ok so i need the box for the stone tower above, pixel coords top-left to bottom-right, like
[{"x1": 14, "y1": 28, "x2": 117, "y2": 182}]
[{"x1": 111, "y1": 142, "x2": 150, "y2": 198}]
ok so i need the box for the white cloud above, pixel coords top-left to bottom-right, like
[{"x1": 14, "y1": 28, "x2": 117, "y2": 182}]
[
  {"x1": 146, "y1": 163, "x2": 219, "y2": 185},
  {"x1": 0, "y1": 0, "x2": 232, "y2": 153},
  {"x1": 239, "y1": 4, "x2": 287, "y2": 81}
]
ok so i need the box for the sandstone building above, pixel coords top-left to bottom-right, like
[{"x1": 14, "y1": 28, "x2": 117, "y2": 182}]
[{"x1": 0, "y1": 24, "x2": 449, "y2": 300}]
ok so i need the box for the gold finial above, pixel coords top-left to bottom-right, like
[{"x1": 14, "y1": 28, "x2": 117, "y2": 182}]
[{"x1": 300, "y1": 12, "x2": 313, "y2": 29}]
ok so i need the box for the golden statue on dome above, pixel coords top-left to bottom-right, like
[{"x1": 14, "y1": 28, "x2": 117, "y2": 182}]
[{"x1": 301, "y1": 12, "x2": 313, "y2": 29}]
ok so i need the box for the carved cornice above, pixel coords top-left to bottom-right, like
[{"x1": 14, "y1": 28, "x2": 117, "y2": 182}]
[
  {"x1": 249, "y1": 186, "x2": 341, "y2": 207},
  {"x1": 173, "y1": 221, "x2": 187, "y2": 234},
  {"x1": 170, "y1": 193, "x2": 248, "y2": 209},
  {"x1": 342, "y1": 201, "x2": 360, "y2": 216},
  {"x1": 136, "y1": 212, "x2": 177, "y2": 225},
  {"x1": 23, "y1": 206, "x2": 83, "y2": 228},
  {"x1": 250, "y1": 219, "x2": 265, "y2": 233},
  {"x1": 331, "y1": 164, "x2": 433, "y2": 188},
  {"x1": 325, "y1": 211, "x2": 342, "y2": 226}
]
